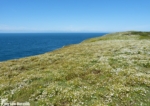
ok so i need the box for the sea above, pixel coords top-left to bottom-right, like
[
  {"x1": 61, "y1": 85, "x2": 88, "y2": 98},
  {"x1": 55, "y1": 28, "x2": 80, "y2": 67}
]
[{"x1": 0, "y1": 33, "x2": 106, "y2": 61}]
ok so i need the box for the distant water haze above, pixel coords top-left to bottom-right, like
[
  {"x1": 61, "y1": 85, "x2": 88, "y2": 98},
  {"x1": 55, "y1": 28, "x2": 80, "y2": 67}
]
[{"x1": 0, "y1": 33, "x2": 106, "y2": 61}]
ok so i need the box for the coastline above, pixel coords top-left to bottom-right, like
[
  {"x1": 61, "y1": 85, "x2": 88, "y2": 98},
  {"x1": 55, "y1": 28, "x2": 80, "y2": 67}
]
[
  {"x1": 0, "y1": 33, "x2": 106, "y2": 62},
  {"x1": 0, "y1": 31, "x2": 150, "y2": 105}
]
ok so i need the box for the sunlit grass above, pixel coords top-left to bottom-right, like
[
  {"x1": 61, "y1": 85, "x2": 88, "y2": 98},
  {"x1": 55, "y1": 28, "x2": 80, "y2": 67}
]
[{"x1": 0, "y1": 31, "x2": 150, "y2": 105}]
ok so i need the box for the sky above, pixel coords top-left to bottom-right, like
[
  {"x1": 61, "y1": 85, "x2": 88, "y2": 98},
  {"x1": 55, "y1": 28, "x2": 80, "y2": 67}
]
[{"x1": 0, "y1": 0, "x2": 150, "y2": 33}]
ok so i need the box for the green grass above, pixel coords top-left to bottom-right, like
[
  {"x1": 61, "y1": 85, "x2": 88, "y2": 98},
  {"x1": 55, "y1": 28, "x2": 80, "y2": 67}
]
[{"x1": 0, "y1": 31, "x2": 150, "y2": 106}]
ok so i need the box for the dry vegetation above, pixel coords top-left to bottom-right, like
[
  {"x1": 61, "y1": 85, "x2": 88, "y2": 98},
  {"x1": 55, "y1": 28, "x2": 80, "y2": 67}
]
[{"x1": 0, "y1": 31, "x2": 150, "y2": 106}]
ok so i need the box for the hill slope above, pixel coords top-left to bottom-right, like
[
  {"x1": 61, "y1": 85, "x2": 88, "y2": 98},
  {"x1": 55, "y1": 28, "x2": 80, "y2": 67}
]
[{"x1": 0, "y1": 31, "x2": 150, "y2": 106}]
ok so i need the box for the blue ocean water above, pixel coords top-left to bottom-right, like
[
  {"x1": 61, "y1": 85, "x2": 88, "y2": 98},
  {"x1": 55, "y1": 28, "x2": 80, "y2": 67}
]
[{"x1": 0, "y1": 33, "x2": 106, "y2": 61}]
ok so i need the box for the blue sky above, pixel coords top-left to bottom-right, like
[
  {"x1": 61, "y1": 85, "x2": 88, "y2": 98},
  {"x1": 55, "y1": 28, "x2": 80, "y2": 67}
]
[{"x1": 0, "y1": 0, "x2": 150, "y2": 33}]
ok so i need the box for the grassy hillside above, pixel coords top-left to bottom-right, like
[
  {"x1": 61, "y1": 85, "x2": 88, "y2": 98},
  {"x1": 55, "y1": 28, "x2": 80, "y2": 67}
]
[{"x1": 0, "y1": 31, "x2": 150, "y2": 106}]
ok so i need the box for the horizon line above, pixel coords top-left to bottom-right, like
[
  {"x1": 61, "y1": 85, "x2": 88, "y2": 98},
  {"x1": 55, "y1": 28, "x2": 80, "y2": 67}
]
[{"x1": 0, "y1": 31, "x2": 139, "y2": 33}]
